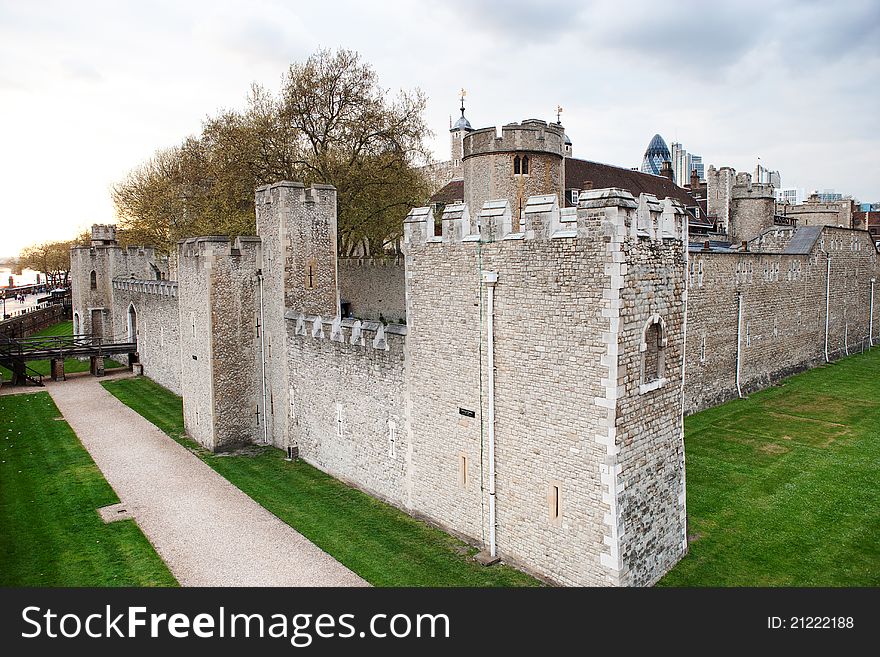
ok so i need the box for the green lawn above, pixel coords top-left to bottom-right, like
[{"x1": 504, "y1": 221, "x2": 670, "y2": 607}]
[
  {"x1": 1, "y1": 320, "x2": 125, "y2": 382},
  {"x1": 0, "y1": 391, "x2": 177, "y2": 586},
  {"x1": 660, "y1": 348, "x2": 880, "y2": 586},
  {"x1": 102, "y1": 376, "x2": 541, "y2": 587}
]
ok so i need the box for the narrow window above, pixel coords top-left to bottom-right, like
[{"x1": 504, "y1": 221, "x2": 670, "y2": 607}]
[
  {"x1": 306, "y1": 262, "x2": 315, "y2": 289},
  {"x1": 521, "y1": 154, "x2": 529, "y2": 174},
  {"x1": 388, "y1": 420, "x2": 397, "y2": 459},
  {"x1": 90, "y1": 270, "x2": 97, "y2": 290},
  {"x1": 697, "y1": 260, "x2": 704, "y2": 287},
  {"x1": 513, "y1": 155, "x2": 521, "y2": 175},
  {"x1": 700, "y1": 335, "x2": 706, "y2": 362},
  {"x1": 548, "y1": 482, "x2": 561, "y2": 526},
  {"x1": 459, "y1": 453, "x2": 468, "y2": 488},
  {"x1": 335, "y1": 403, "x2": 344, "y2": 437},
  {"x1": 643, "y1": 322, "x2": 662, "y2": 383},
  {"x1": 191, "y1": 312, "x2": 195, "y2": 338},
  {"x1": 270, "y1": 392, "x2": 274, "y2": 415},
  {"x1": 746, "y1": 321, "x2": 751, "y2": 347}
]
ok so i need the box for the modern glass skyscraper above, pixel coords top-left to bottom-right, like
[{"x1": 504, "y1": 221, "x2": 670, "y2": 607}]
[{"x1": 640, "y1": 134, "x2": 671, "y2": 176}]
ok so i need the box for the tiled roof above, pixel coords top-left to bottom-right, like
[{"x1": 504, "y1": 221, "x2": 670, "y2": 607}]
[
  {"x1": 565, "y1": 158, "x2": 698, "y2": 209},
  {"x1": 429, "y1": 179, "x2": 464, "y2": 205},
  {"x1": 428, "y1": 157, "x2": 710, "y2": 227}
]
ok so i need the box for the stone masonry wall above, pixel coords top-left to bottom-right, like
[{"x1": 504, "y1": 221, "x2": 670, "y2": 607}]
[
  {"x1": 609, "y1": 199, "x2": 688, "y2": 586},
  {"x1": 178, "y1": 236, "x2": 262, "y2": 451},
  {"x1": 111, "y1": 279, "x2": 181, "y2": 395},
  {"x1": 685, "y1": 227, "x2": 879, "y2": 414},
  {"x1": 286, "y1": 315, "x2": 408, "y2": 507},
  {"x1": 71, "y1": 238, "x2": 166, "y2": 341},
  {"x1": 402, "y1": 191, "x2": 687, "y2": 586},
  {"x1": 337, "y1": 257, "x2": 406, "y2": 322}
]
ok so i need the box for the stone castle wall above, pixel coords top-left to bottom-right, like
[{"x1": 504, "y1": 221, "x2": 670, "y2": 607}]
[
  {"x1": 337, "y1": 257, "x2": 406, "y2": 322},
  {"x1": 684, "y1": 227, "x2": 878, "y2": 413},
  {"x1": 402, "y1": 190, "x2": 688, "y2": 586},
  {"x1": 286, "y1": 315, "x2": 409, "y2": 507},
  {"x1": 70, "y1": 242, "x2": 165, "y2": 341},
  {"x1": 111, "y1": 279, "x2": 181, "y2": 394},
  {"x1": 67, "y1": 178, "x2": 878, "y2": 587}
]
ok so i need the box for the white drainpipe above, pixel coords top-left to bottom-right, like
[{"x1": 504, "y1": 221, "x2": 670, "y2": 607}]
[
  {"x1": 824, "y1": 254, "x2": 831, "y2": 363},
  {"x1": 482, "y1": 270, "x2": 499, "y2": 558},
  {"x1": 870, "y1": 278, "x2": 876, "y2": 348},
  {"x1": 735, "y1": 292, "x2": 743, "y2": 398},
  {"x1": 257, "y1": 270, "x2": 269, "y2": 445}
]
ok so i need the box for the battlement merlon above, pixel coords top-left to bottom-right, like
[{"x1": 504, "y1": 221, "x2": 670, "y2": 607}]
[
  {"x1": 404, "y1": 192, "x2": 687, "y2": 246},
  {"x1": 90, "y1": 224, "x2": 118, "y2": 246},
  {"x1": 177, "y1": 235, "x2": 262, "y2": 263},
  {"x1": 463, "y1": 120, "x2": 566, "y2": 159},
  {"x1": 285, "y1": 311, "x2": 407, "y2": 352},
  {"x1": 580, "y1": 188, "x2": 687, "y2": 243},
  {"x1": 255, "y1": 181, "x2": 337, "y2": 208}
]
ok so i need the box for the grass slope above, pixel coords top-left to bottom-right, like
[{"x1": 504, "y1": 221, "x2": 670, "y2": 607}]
[
  {"x1": 0, "y1": 391, "x2": 177, "y2": 586},
  {"x1": 1, "y1": 320, "x2": 125, "y2": 382},
  {"x1": 102, "y1": 377, "x2": 541, "y2": 587},
  {"x1": 660, "y1": 348, "x2": 880, "y2": 586}
]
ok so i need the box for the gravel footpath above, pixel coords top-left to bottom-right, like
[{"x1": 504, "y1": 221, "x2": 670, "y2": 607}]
[{"x1": 46, "y1": 372, "x2": 368, "y2": 587}]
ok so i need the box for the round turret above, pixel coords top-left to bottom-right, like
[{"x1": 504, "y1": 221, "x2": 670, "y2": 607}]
[{"x1": 462, "y1": 119, "x2": 566, "y2": 220}]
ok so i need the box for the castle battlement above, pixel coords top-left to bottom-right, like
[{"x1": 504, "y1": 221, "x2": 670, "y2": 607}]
[
  {"x1": 112, "y1": 278, "x2": 178, "y2": 297},
  {"x1": 405, "y1": 191, "x2": 688, "y2": 246},
  {"x1": 286, "y1": 310, "x2": 406, "y2": 352},
  {"x1": 256, "y1": 181, "x2": 337, "y2": 206},
  {"x1": 178, "y1": 235, "x2": 261, "y2": 261},
  {"x1": 463, "y1": 120, "x2": 566, "y2": 159},
  {"x1": 90, "y1": 223, "x2": 117, "y2": 246}
]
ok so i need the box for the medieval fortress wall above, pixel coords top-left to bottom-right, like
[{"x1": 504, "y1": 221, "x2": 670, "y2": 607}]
[
  {"x1": 686, "y1": 228, "x2": 877, "y2": 413},
  {"x1": 70, "y1": 118, "x2": 879, "y2": 586}
]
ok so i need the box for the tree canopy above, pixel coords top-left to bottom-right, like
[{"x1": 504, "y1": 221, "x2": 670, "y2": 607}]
[
  {"x1": 18, "y1": 239, "x2": 77, "y2": 288},
  {"x1": 113, "y1": 48, "x2": 432, "y2": 256}
]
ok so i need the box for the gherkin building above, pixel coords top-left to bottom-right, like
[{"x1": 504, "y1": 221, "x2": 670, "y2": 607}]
[{"x1": 640, "y1": 133, "x2": 671, "y2": 176}]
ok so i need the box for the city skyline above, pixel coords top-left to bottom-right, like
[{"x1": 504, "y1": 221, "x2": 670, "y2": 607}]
[{"x1": 1, "y1": 0, "x2": 878, "y2": 256}]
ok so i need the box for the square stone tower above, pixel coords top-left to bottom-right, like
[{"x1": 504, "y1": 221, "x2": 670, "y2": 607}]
[
  {"x1": 177, "y1": 235, "x2": 262, "y2": 451},
  {"x1": 403, "y1": 189, "x2": 688, "y2": 586}
]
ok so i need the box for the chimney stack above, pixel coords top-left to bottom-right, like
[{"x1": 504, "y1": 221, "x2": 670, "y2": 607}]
[{"x1": 660, "y1": 160, "x2": 674, "y2": 181}]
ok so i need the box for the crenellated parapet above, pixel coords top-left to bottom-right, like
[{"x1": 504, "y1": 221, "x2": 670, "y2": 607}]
[
  {"x1": 112, "y1": 278, "x2": 178, "y2": 297},
  {"x1": 286, "y1": 310, "x2": 406, "y2": 353},
  {"x1": 463, "y1": 119, "x2": 566, "y2": 159},
  {"x1": 404, "y1": 191, "x2": 688, "y2": 247}
]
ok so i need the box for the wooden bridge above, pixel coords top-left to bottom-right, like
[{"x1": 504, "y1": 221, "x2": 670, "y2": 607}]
[{"x1": 0, "y1": 334, "x2": 137, "y2": 386}]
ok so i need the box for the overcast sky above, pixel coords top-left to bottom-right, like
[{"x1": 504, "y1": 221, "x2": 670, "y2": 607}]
[{"x1": 1, "y1": 0, "x2": 878, "y2": 257}]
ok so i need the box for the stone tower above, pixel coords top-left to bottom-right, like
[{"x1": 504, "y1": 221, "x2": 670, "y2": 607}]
[
  {"x1": 177, "y1": 235, "x2": 262, "y2": 451},
  {"x1": 254, "y1": 181, "x2": 339, "y2": 450},
  {"x1": 706, "y1": 165, "x2": 735, "y2": 234},
  {"x1": 449, "y1": 91, "x2": 473, "y2": 181},
  {"x1": 462, "y1": 119, "x2": 566, "y2": 230},
  {"x1": 403, "y1": 188, "x2": 689, "y2": 586},
  {"x1": 69, "y1": 224, "x2": 166, "y2": 340},
  {"x1": 730, "y1": 172, "x2": 775, "y2": 244}
]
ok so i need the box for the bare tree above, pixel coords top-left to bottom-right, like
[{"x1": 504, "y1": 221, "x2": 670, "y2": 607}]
[{"x1": 112, "y1": 48, "x2": 431, "y2": 256}]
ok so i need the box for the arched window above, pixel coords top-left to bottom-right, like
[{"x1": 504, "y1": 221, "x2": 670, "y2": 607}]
[
  {"x1": 90, "y1": 270, "x2": 97, "y2": 290},
  {"x1": 521, "y1": 154, "x2": 529, "y2": 175},
  {"x1": 639, "y1": 314, "x2": 668, "y2": 393},
  {"x1": 513, "y1": 155, "x2": 521, "y2": 175}
]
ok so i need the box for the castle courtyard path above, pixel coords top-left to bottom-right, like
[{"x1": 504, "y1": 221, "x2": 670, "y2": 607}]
[{"x1": 45, "y1": 372, "x2": 368, "y2": 587}]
